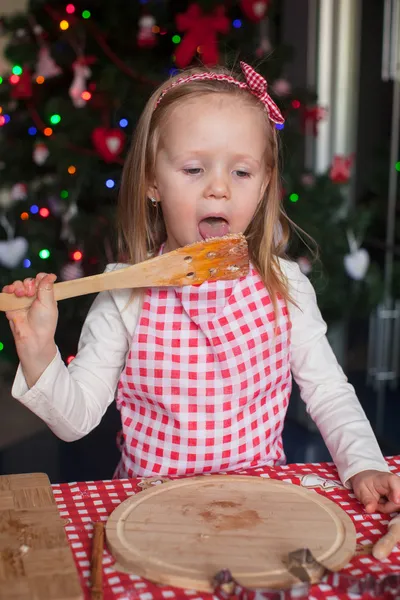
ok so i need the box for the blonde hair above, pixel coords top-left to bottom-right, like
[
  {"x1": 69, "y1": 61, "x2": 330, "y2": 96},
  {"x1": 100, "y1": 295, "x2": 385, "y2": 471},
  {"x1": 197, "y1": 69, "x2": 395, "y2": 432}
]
[{"x1": 117, "y1": 64, "x2": 294, "y2": 311}]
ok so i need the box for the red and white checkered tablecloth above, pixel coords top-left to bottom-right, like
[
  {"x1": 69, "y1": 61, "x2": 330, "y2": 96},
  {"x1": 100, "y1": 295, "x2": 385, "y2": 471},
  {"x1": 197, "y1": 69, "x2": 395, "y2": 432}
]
[{"x1": 52, "y1": 457, "x2": 400, "y2": 600}]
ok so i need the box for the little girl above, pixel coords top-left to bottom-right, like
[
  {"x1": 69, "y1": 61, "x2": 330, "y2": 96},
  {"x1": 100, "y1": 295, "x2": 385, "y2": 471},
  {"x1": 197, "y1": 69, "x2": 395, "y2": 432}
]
[{"x1": 4, "y1": 62, "x2": 400, "y2": 514}]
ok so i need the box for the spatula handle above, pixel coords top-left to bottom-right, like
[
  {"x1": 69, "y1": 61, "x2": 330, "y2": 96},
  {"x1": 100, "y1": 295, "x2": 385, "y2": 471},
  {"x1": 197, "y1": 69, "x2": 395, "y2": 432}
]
[{"x1": 0, "y1": 266, "x2": 141, "y2": 312}]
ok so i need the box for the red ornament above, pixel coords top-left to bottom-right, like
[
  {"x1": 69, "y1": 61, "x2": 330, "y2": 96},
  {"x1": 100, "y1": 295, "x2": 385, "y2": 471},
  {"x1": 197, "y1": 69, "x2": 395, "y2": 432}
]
[
  {"x1": 92, "y1": 127, "x2": 126, "y2": 163},
  {"x1": 174, "y1": 4, "x2": 230, "y2": 68},
  {"x1": 11, "y1": 69, "x2": 32, "y2": 99},
  {"x1": 329, "y1": 155, "x2": 354, "y2": 184},
  {"x1": 301, "y1": 105, "x2": 328, "y2": 136},
  {"x1": 240, "y1": 0, "x2": 269, "y2": 22}
]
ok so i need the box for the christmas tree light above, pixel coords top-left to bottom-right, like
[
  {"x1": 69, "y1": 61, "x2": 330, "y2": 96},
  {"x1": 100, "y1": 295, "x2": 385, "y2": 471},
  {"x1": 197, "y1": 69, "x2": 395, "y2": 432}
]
[{"x1": 72, "y1": 250, "x2": 83, "y2": 261}]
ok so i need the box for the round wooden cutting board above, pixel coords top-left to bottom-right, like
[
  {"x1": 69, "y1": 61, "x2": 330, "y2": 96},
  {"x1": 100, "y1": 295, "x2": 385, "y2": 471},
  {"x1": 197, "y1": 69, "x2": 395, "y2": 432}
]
[{"x1": 106, "y1": 475, "x2": 356, "y2": 592}]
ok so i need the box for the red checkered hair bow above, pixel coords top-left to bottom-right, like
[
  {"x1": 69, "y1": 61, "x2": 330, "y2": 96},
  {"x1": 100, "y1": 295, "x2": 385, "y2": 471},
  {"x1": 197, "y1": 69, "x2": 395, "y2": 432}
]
[{"x1": 155, "y1": 61, "x2": 284, "y2": 125}]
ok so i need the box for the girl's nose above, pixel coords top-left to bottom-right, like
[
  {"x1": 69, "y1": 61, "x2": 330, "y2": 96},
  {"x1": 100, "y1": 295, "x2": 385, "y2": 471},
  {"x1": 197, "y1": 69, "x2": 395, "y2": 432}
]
[{"x1": 204, "y1": 171, "x2": 230, "y2": 200}]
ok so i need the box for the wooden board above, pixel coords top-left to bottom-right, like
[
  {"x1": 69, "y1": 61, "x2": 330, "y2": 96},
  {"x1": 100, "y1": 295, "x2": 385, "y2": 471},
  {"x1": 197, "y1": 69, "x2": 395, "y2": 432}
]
[
  {"x1": 106, "y1": 475, "x2": 356, "y2": 592},
  {"x1": 0, "y1": 473, "x2": 83, "y2": 600}
]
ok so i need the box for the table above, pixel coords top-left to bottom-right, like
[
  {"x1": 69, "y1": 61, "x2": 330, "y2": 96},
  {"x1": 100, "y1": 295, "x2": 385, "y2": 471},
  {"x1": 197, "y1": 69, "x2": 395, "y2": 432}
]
[{"x1": 52, "y1": 457, "x2": 400, "y2": 600}]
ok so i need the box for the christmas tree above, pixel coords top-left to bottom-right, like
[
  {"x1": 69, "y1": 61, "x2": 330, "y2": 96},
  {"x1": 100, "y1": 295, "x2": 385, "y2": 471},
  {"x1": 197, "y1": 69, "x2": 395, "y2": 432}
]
[{"x1": 0, "y1": 0, "x2": 382, "y2": 367}]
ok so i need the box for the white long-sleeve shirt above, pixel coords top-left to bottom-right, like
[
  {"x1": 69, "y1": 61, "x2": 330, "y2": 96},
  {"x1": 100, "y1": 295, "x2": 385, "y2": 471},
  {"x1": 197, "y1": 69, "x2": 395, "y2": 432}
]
[{"x1": 11, "y1": 259, "x2": 389, "y2": 486}]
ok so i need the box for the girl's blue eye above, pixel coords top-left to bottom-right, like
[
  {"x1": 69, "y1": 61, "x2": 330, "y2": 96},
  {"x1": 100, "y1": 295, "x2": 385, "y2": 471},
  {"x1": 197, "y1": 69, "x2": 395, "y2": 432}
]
[
  {"x1": 183, "y1": 168, "x2": 202, "y2": 175},
  {"x1": 235, "y1": 170, "x2": 251, "y2": 178}
]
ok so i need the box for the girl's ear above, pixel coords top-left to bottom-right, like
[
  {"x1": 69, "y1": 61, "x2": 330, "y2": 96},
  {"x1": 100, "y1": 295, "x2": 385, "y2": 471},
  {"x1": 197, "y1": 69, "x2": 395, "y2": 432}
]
[{"x1": 146, "y1": 180, "x2": 161, "y2": 203}]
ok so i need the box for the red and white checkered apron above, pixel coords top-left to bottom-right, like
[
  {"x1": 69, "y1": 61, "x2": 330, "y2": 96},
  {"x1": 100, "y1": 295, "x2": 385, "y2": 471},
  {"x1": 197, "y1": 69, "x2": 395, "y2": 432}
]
[{"x1": 114, "y1": 267, "x2": 292, "y2": 478}]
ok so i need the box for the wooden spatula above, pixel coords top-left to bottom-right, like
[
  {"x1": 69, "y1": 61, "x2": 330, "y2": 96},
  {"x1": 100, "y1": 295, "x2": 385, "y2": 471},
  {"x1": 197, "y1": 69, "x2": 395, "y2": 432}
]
[{"x1": 0, "y1": 233, "x2": 249, "y2": 312}]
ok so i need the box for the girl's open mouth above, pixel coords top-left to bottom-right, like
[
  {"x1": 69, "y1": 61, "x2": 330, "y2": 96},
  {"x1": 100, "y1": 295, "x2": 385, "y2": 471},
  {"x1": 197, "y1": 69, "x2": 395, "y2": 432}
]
[{"x1": 198, "y1": 216, "x2": 230, "y2": 239}]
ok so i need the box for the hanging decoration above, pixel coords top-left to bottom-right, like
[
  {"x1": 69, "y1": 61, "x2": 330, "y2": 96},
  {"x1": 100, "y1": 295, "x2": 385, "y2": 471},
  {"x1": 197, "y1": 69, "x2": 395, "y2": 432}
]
[
  {"x1": 10, "y1": 69, "x2": 33, "y2": 99},
  {"x1": 33, "y1": 142, "x2": 49, "y2": 165},
  {"x1": 174, "y1": 4, "x2": 230, "y2": 68},
  {"x1": 0, "y1": 213, "x2": 28, "y2": 268},
  {"x1": 60, "y1": 202, "x2": 78, "y2": 243},
  {"x1": 0, "y1": 237, "x2": 28, "y2": 269},
  {"x1": 240, "y1": 0, "x2": 269, "y2": 21},
  {"x1": 34, "y1": 46, "x2": 62, "y2": 79},
  {"x1": 256, "y1": 16, "x2": 272, "y2": 57},
  {"x1": 92, "y1": 127, "x2": 126, "y2": 163},
  {"x1": 137, "y1": 14, "x2": 157, "y2": 48},
  {"x1": 301, "y1": 105, "x2": 328, "y2": 136},
  {"x1": 329, "y1": 155, "x2": 354, "y2": 184},
  {"x1": 272, "y1": 78, "x2": 292, "y2": 96},
  {"x1": 69, "y1": 57, "x2": 96, "y2": 108},
  {"x1": 11, "y1": 183, "x2": 28, "y2": 201},
  {"x1": 343, "y1": 230, "x2": 370, "y2": 281}
]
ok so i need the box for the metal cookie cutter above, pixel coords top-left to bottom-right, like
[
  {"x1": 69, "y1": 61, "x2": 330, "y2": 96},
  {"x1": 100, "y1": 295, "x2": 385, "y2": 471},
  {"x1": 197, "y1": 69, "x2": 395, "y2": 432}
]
[{"x1": 213, "y1": 548, "x2": 400, "y2": 599}]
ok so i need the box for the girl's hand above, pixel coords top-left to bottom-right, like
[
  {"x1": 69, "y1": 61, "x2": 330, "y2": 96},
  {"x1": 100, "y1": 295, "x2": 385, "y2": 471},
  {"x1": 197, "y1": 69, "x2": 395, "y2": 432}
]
[
  {"x1": 350, "y1": 470, "x2": 400, "y2": 514},
  {"x1": 3, "y1": 273, "x2": 59, "y2": 387}
]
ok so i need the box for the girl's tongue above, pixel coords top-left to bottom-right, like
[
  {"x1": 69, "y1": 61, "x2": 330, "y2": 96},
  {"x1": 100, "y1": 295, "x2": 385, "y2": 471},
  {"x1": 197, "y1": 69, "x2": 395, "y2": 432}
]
[{"x1": 198, "y1": 217, "x2": 230, "y2": 240}]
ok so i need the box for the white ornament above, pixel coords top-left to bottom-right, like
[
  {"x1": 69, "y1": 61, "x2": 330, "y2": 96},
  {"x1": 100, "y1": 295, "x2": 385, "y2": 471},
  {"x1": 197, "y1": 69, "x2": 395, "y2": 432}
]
[
  {"x1": 344, "y1": 248, "x2": 370, "y2": 281},
  {"x1": 33, "y1": 142, "x2": 49, "y2": 165},
  {"x1": 11, "y1": 183, "x2": 28, "y2": 201},
  {"x1": 106, "y1": 136, "x2": 122, "y2": 153},
  {"x1": 69, "y1": 62, "x2": 91, "y2": 108},
  {"x1": 0, "y1": 237, "x2": 28, "y2": 269},
  {"x1": 344, "y1": 229, "x2": 370, "y2": 281},
  {"x1": 34, "y1": 46, "x2": 62, "y2": 79},
  {"x1": 137, "y1": 15, "x2": 156, "y2": 48}
]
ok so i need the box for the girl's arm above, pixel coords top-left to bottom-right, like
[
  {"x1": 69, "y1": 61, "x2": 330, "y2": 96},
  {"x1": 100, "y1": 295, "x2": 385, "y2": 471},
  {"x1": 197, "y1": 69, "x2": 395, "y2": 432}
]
[
  {"x1": 12, "y1": 286, "x2": 135, "y2": 441},
  {"x1": 286, "y1": 261, "x2": 390, "y2": 487}
]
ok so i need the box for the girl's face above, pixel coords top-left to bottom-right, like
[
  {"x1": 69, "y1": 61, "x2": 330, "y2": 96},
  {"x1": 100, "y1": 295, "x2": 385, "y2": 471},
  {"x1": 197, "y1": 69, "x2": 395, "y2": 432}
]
[{"x1": 148, "y1": 94, "x2": 271, "y2": 252}]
